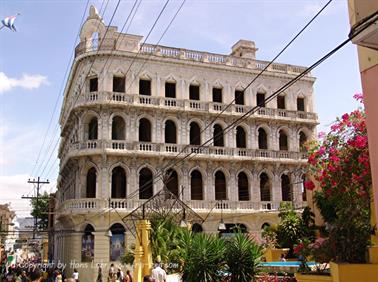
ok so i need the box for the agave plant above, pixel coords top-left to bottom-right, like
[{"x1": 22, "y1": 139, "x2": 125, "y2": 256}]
[
  {"x1": 225, "y1": 233, "x2": 263, "y2": 282},
  {"x1": 180, "y1": 231, "x2": 227, "y2": 282}
]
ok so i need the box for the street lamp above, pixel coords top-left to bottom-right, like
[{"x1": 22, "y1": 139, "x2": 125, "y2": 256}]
[
  {"x1": 106, "y1": 198, "x2": 112, "y2": 237},
  {"x1": 218, "y1": 200, "x2": 226, "y2": 231}
]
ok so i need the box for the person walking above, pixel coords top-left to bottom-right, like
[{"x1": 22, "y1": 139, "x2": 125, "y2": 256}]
[
  {"x1": 125, "y1": 270, "x2": 132, "y2": 282},
  {"x1": 72, "y1": 269, "x2": 79, "y2": 282},
  {"x1": 151, "y1": 262, "x2": 166, "y2": 282},
  {"x1": 96, "y1": 265, "x2": 103, "y2": 282}
]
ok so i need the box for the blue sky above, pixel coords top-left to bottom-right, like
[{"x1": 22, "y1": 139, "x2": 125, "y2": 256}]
[{"x1": 0, "y1": 0, "x2": 362, "y2": 217}]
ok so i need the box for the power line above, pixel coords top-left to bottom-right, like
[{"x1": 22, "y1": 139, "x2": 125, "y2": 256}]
[
  {"x1": 121, "y1": 0, "x2": 333, "y2": 200},
  {"x1": 30, "y1": 0, "x2": 91, "y2": 178},
  {"x1": 35, "y1": 0, "x2": 120, "y2": 180},
  {"x1": 53, "y1": 4, "x2": 375, "y2": 235},
  {"x1": 116, "y1": 4, "x2": 376, "y2": 204}
]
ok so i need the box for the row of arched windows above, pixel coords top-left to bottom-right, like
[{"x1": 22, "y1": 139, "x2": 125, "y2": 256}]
[
  {"x1": 89, "y1": 76, "x2": 308, "y2": 112},
  {"x1": 86, "y1": 116, "x2": 308, "y2": 151},
  {"x1": 86, "y1": 166, "x2": 299, "y2": 202}
]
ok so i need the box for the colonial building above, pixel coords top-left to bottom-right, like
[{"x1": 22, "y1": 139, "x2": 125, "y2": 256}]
[{"x1": 55, "y1": 6, "x2": 317, "y2": 280}]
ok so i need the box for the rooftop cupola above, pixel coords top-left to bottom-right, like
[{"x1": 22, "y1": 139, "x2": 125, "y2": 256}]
[{"x1": 231, "y1": 40, "x2": 258, "y2": 59}]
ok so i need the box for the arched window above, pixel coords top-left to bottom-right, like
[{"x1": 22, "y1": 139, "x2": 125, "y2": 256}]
[
  {"x1": 191, "y1": 170, "x2": 203, "y2": 200},
  {"x1": 236, "y1": 126, "x2": 246, "y2": 148},
  {"x1": 235, "y1": 90, "x2": 244, "y2": 105},
  {"x1": 91, "y1": 32, "x2": 99, "y2": 51},
  {"x1": 88, "y1": 117, "x2": 98, "y2": 140},
  {"x1": 139, "y1": 118, "x2": 151, "y2": 142},
  {"x1": 238, "y1": 172, "x2": 249, "y2": 201},
  {"x1": 297, "y1": 97, "x2": 305, "y2": 111},
  {"x1": 190, "y1": 122, "x2": 201, "y2": 145},
  {"x1": 213, "y1": 124, "x2": 224, "y2": 147},
  {"x1": 215, "y1": 171, "x2": 226, "y2": 200},
  {"x1": 139, "y1": 168, "x2": 153, "y2": 199},
  {"x1": 112, "y1": 116, "x2": 125, "y2": 140},
  {"x1": 86, "y1": 168, "x2": 96, "y2": 198},
  {"x1": 192, "y1": 223, "x2": 203, "y2": 233},
  {"x1": 165, "y1": 120, "x2": 177, "y2": 144},
  {"x1": 281, "y1": 174, "x2": 292, "y2": 201},
  {"x1": 111, "y1": 167, "x2": 126, "y2": 198},
  {"x1": 279, "y1": 130, "x2": 288, "y2": 151},
  {"x1": 164, "y1": 169, "x2": 179, "y2": 197},
  {"x1": 299, "y1": 131, "x2": 307, "y2": 152},
  {"x1": 81, "y1": 224, "x2": 94, "y2": 262},
  {"x1": 109, "y1": 223, "x2": 125, "y2": 261},
  {"x1": 260, "y1": 173, "x2": 271, "y2": 201},
  {"x1": 258, "y1": 128, "x2": 268, "y2": 149}
]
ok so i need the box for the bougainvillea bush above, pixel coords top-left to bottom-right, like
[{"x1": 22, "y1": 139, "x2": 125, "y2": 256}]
[{"x1": 305, "y1": 94, "x2": 373, "y2": 263}]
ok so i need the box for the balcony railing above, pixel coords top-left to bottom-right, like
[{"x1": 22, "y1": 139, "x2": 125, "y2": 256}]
[
  {"x1": 57, "y1": 198, "x2": 306, "y2": 214},
  {"x1": 68, "y1": 91, "x2": 317, "y2": 122},
  {"x1": 75, "y1": 41, "x2": 310, "y2": 78},
  {"x1": 60, "y1": 140, "x2": 308, "y2": 167}
]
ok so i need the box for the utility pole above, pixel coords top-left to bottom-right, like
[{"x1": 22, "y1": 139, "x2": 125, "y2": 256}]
[{"x1": 22, "y1": 177, "x2": 49, "y2": 239}]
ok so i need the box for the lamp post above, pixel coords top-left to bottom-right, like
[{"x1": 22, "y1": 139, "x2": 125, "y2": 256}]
[{"x1": 218, "y1": 200, "x2": 226, "y2": 231}]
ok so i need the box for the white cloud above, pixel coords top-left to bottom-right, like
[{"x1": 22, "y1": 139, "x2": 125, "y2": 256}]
[{"x1": 0, "y1": 72, "x2": 48, "y2": 94}]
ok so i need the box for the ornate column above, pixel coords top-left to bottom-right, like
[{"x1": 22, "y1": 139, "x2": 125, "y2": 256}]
[
  {"x1": 206, "y1": 162, "x2": 215, "y2": 201},
  {"x1": 229, "y1": 166, "x2": 238, "y2": 201},
  {"x1": 272, "y1": 169, "x2": 282, "y2": 203}
]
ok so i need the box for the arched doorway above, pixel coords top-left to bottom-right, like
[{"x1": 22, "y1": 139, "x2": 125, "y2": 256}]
[
  {"x1": 139, "y1": 118, "x2": 151, "y2": 142},
  {"x1": 215, "y1": 171, "x2": 227, "y2": 200},
  {"x1": 111, "y1": 166, "x2": 126, "y2": 198},
  {"x1": 238, "y1": 172, "x2": 249, "y2": 201},
  {"x1": 81, "y1": 224, "x2": 95, "y2": 262},
  {"x1": 86, "y1": 167, "x2": 96, "y2": 198},
  {"x1": 191, "y1": 170, "x2": 203, "y2": 200},
  {"x1": 139, "y1": 168, "x2": 153, "y2": 199},
  {"x1": 260, "y1": 173, "x2": 271, "y2": 201},
  {"x1": 109, "y1": 223, "x2": 125, "y2": 261}
]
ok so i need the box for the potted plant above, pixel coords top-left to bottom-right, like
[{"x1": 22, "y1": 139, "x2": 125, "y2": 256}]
[{"x1": 304, "y1": 94, "x2": 378, "y2": 282}]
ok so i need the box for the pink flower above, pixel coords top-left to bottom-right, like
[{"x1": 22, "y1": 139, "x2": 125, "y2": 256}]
[
  {"x1": 318, "y1": 132, "x2": 326, "y2": 139},
  {"x1": 304, "y1": 180, "x2": 315, "y2": 191},
  {"x1": 353, "y1": 92, "x2": 364, "y2": 103},
  {"x1": 318, "y1": 146, "x2": 326, "y2": 155},
  {"x1": 330, "y1": 155, "x2": 340, "y2": 164}
]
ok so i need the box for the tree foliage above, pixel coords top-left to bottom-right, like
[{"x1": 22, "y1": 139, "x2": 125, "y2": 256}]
[{"x1": 30, "y1": 191, "x2": 50, "y2": 230}]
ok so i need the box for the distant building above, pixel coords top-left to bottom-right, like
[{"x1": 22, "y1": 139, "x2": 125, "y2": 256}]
[
  {"x1": 0, "y1": 204, "x2": 15, "y2": 258},
  {"x1": 55, "y1": 5, "x2": 316, "y2": 280}
]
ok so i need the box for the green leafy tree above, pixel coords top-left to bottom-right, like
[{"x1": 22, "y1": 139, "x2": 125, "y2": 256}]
[
  {"x1": 300, "y1": 206, "x2": 316, "y2": 241},
  {"x1": 149, "y1": 215, "x2": 184, "y2": 267},
  {"x1": 30, "y1": 191, "x2": 50, "y2": 230},
  {"x1": 225, "y1": 233, "x2": 263, "y2": 282},
  {"x1": 276, "y1": 202, "x2": 303, "y2": 251}
]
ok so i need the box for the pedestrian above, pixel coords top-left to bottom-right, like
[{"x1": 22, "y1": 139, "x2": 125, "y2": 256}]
[
  {"x1": 125, "y1": 270, "x2": 132, "y2": 282},
  {"x1": 151, "y1": 262, "x2": 166, "y2": 282},
  {"x1": 143, "y1": 276, "x2": 153, "y2": 282},
  {"x1": 280, "y1": 253, "x2": 286, "y2": 262},
  {"x1": 108, "y1": 263, "x2": 116, "y2": 281},
  {"x1": 72, "y1": 268, "x2": 79, "y2": 282},
  {"x1": 97, "y1": 265, "x2": 103, "y2": 282},
  {"x1": 116, "y1": 267, "x2": 124, "y2": 281}
]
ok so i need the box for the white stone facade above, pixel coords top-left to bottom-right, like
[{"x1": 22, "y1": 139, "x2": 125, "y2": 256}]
[{"x1": 54, "y1": 6, "x2": 317, "y2": 280}]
